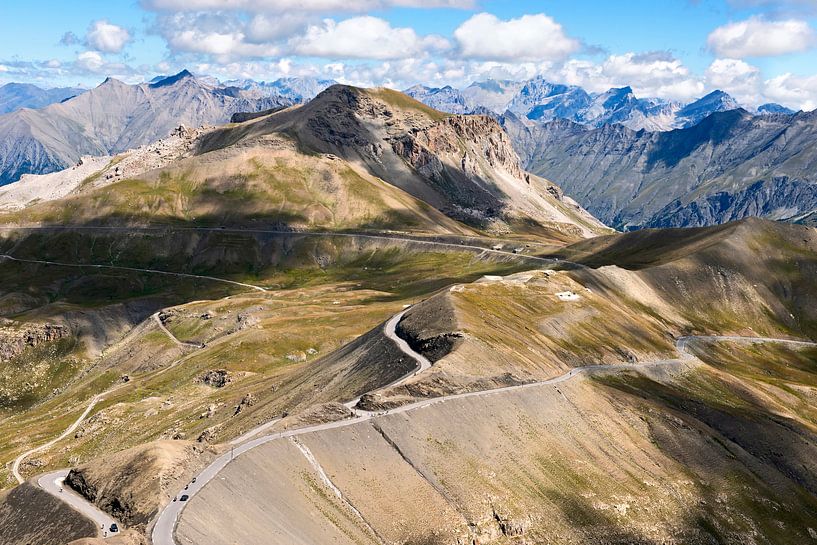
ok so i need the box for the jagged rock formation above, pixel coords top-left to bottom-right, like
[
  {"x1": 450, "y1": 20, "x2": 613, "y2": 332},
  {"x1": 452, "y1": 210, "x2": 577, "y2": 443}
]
[
  {"x1": 0, "y1": 321, "x2": 69, "y2": 362},
  {"x1": 0, "y1": 70, "x2": 291, "y2": 184},
  {"x1": 503, "y1": 108, "x2": 817, "y2": 229},
  {"x1": 406, "y1": 78, "x2": 760, "y2": 132}
]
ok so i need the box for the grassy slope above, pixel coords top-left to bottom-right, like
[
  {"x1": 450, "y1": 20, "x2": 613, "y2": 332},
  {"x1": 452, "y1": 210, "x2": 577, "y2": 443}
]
[
  {"x1": 0, "y1": 233, "x2": 533, "y2": 487},
  {"x1": 176, "y1": 219, "x2": 817, "y2": 545}
]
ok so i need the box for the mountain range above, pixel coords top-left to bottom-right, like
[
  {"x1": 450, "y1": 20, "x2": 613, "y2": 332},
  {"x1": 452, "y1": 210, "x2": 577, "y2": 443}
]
[
  {"x1": 503, "y1": 107, "x2": 817, "y2": 229},
  {"x1": 0, "y1": 71, "x2": 291, "y2": 185},
  {"x1": 1, "y1": 70, "x2": 814, "y2": 231},
  {"x1": 0, "y1": 83, "x2": 85, "y2": 115},
  {"x1": 405, "y1": 77, "x2": 797, "y2": 132}
]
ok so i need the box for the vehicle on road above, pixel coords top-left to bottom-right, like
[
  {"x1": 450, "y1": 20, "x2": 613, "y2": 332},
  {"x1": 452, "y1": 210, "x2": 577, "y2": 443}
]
[
  {"x1": 110, "y1": 523, "x2": 118, "y2": 533},
  {"x1": 180, "y1": 494, "x2": 189, "y2": 501},
  {"x1": 191, "y1": 477, "x2": 197, "y2": 483}
]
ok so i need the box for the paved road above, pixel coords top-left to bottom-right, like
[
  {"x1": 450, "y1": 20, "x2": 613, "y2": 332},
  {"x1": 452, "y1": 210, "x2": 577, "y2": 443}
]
[
  {"x1": 0, "y1": 254, "x2": 267, "y2": 292},
  {"x1": 343, "y1": 309, "x2": 432, "y2": 415},
  {"x1": 151, "y1": 330, "x2": 817, "y2": 545},
  {"x1": 38, "y1": 470, "x2": 119, "y2": 538},
  {"x1": 0, "y1": 225, "x2": 573, "y2": 268}
]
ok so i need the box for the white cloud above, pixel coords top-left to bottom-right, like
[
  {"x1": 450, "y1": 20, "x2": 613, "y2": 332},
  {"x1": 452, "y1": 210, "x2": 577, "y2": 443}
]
[
  {"x1": 763, "y1": 72, "x2": 817, "y2": 110},
  {"x1": 86, "y1": 20, "x2": 132, "y2": 54},
  {"x1": 76, "y1": 51, "x2": 105, "y2": 72},
  {"x1": 705, "y1": 58, "x2": 762, "y2": 104},
  {"x1": 454, "y1": 13, "x2": 579, "y2": 61},
  {"x1": 707, "y1": 17, "x2": 816, "y2": 57},
  {"x1": 156, "y1": 13, "x2": 281, "y2": 61},
  {"x1": 142, "y1": 0, "x2": 473, "y2": 12},
  {"x1": 558, "y1": 52, "x2": 704, "y2": 101},
  {"x1": 292, "y1": 16, "x2": 448, "y2": 60},
  {"x1": 245, "y1": 13, "x2": 310, "y2": 42}
]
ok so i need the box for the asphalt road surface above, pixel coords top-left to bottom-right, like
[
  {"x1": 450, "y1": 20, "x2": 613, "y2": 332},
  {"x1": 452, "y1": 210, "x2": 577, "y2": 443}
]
[{"x1": 38, "y1": 470, "x2": 119, "y2": 538}]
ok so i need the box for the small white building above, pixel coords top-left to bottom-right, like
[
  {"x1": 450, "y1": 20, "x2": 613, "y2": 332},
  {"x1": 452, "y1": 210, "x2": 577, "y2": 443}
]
[{"x1": 556, "y1": 291, "x2": 581, "y2": 301}]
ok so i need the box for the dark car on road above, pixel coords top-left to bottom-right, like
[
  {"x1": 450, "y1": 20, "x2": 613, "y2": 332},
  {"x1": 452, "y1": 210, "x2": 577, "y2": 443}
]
[
  {"x1": 180, "y1": 494, "x2": 189, "y2": 501},
  {"x1": 109, "y1": 523, "x2": 118, "y2": 533}
]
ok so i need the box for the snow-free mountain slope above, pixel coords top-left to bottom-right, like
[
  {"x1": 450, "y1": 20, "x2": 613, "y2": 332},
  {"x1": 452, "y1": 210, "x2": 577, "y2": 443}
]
[
  {"x1": 0, "y1": 83, "x2": 85, "y2": 114},
  {"x1": 504, "y1": 107, "x2": 817, "y2": 229},
  {"x1": 0, "y1": 70, "x2": 291, "y2": 185}
]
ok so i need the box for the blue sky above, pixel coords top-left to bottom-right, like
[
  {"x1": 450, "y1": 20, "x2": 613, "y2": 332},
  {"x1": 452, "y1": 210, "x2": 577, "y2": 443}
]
[{"x1": 1, "y1": 0, "x2": 816, "y2": 108}]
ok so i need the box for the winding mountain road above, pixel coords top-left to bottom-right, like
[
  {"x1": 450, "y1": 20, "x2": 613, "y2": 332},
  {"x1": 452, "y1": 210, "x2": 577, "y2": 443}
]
[
  {"x1": 149, "y1": 323, "x2": 817, "y2": 545},
  {"x1": 0, "y1": 254, "x2": 267, "y2": 292},
  {"x1": 152, "y1": 313, "x2": 206, "y2": 349},
  {"x1": 11, "y1": 233, "x2": 813, "y2": 543},
  {"x1": 38, "y1": 470, "x2": 119, "y2": 538},
  {"x1": 11, "y1": 393, "x2": 107, "y2": 484},
  {"x1": 0, "y1": 225, "x2": 571, "y2": 268}
]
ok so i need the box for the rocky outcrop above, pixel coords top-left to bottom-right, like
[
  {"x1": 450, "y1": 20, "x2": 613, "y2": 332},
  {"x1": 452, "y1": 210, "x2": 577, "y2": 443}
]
[
  {"x1": 394, "y1": 295, "x2": 463, "y2": 363},
  {"x1": 0, "y1": 321, "x2": 69, "y2": 361},
  {"x1": 200, "y1": 369, "x2": 231, "y2": 388},
  {"x1": 393, "y1": 115, "x2": 525, "y2": 181}
]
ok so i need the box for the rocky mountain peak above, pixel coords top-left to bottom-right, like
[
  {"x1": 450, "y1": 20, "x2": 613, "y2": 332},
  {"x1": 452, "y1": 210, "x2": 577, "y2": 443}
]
[{"x1": 149, "y1": 69, "x2": 195, "y2": 88}]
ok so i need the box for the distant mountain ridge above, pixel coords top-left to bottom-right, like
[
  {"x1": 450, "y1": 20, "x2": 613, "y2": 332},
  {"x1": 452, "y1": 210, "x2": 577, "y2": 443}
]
[
  {"x1": 0, "y1": 70, "x2": 291, "y2": 185},
  {"x1": 405, "y1": 77, "x2": 800, "y2": 132},
  {"x1": 0, "y1": 83, "x2": 85, "y2": 114},
  {"x1": 502, "y1": 107, "x2": 817, "y2": 229},
  {"x1": 225, "y1": 76, "x2": 337, "y2": 103}
]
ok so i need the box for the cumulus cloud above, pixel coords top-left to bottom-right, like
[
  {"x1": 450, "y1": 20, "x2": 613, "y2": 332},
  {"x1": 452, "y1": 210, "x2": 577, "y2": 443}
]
[
  {"x1": 76, "y1": 51, "x2": 105, "y2": 72},
  {"x1": 292, "y1": 16, "x2": 448, "y2": 59},
  {"x1": 86, "y1": 20, "x2": 132, "y2": 54},
  {"x1": 141, "y1": 0, "x2": 474, "y2": 12},
  {"x1": 245, "y1": 13, "x2": 310, "y2": 42},
  {"x1": 557, "y1": 52, "x2": 704, "y2": 100},
  {"x1": 454, "y1": 13, "x2": 580, "y2": 61},
  {"x1": 155, "y1": 13, "x2": 280, "y2": 61},
  {"x1": 705, "y1": 58, "x2": 762, "y2": 104},
  {"x1": 707, "y1": 17, "x2": 816, "y2": 57},
  {"x1": 763, "y1": 72, "x2": 817, "y2": 110}
]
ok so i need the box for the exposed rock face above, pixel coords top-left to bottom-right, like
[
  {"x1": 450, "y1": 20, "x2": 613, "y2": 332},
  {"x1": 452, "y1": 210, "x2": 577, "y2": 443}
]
[
  {"x1": 198, "y1": 84, "x2": 607, "y2": 238},
  {"x1": 0, "y1": 321, "x2": 69, "y2": 361},
  {"x1": 394, "y1": 115, "x2": 525, "y2": 180},
  {"x1": 646, "y1": 177, "x2": 817, "y2": 228},
  {"x1": 66, "y1": 441, "x2": 216, "y2": 529},
  {"x1": 233, "y1": 393, "x2": 256, "y2": 416},
  {"x1": 503, "y1": 108, "x2": 817, "y2": 229},
  {"x1": 390, "y1": 114, "x2": 529, "y2": 224},
  {"x1": 200, "y1": 369, "x2": 231, "y2": 388}
]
